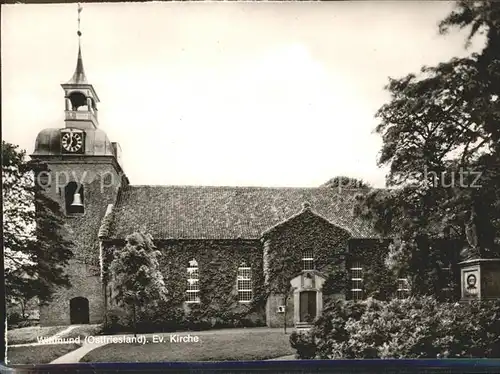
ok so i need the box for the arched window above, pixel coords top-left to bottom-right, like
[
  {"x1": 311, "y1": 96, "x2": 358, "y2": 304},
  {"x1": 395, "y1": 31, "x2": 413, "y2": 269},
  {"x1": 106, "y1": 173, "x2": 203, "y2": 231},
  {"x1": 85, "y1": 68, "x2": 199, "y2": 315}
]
[
  {"x1": 186, "y1": 259, "x2": 200, "y2": 303},
  {"x1": 237, "y1": 261, "x2": 252, "y2": 303},
  {"x1": 350, "y1": 260, "x2": 363, "y2": 301},
  {"x1": 65, "y1": 182, "x2": 84, "y2": 215},
  {"x1": 302, "y1": 249, "x2": 314, "y2": 271}
]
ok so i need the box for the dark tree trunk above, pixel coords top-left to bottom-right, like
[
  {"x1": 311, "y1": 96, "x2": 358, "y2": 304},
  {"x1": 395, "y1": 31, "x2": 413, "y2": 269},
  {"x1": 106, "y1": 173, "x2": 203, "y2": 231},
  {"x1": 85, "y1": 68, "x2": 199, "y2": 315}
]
[
  {"x1": 283, "y1": 295, "x2": 288, "y2": 335},
  {"x1": 20, "y1": 300, "x2": 27, "y2": 320},
  {"x1": 132, "y1": 302, "x2": 137, "y2": 338}
]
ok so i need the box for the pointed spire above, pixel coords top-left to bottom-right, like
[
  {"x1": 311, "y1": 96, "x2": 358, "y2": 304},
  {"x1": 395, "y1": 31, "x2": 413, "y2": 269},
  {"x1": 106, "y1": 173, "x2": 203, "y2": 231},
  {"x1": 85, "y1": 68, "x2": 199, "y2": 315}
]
[
  {"x1": 67, "y1": 45, "x2": 88, "y2": 84},
  {"x1": 67, "y1": 4, "x2": 88, "y2": 85}
]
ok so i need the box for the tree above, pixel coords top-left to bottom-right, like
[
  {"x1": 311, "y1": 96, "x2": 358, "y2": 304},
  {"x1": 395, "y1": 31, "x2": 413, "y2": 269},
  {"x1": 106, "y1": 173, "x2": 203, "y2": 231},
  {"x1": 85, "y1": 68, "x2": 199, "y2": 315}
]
[
  {"x1": 3, "y1": 141, "x2": 74, "y2": 309},
  {"x1": 321, "y1": 176, "x2": 371, "y2": 190},
  {"x1": 281, "y1": 286, "x2": 295, "y2": 335},
  {"x1": 355, "y1": 1, "x2": 500, "y2": 298},
  {"x1": 109, "y1": 232, "x2": 168, "y2": 337}
]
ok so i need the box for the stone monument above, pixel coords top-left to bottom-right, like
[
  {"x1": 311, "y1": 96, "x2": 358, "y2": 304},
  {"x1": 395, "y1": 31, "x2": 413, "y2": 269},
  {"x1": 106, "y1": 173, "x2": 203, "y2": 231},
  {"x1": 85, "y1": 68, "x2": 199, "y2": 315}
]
[{"x1": 459, "y1": 205, "x2": 500, "y2": 301}]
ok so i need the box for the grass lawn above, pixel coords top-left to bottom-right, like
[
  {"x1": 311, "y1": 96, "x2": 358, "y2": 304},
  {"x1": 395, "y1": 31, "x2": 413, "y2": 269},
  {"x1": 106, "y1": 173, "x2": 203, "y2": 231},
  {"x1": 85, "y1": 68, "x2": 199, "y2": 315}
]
[
  {"x1": 7, "y1": 326, "x2": 67, "y2": 345},
  {"x1": 59, "y1": 324, "x2": 103, "y2": 340},
  {"x1": 6, "y1": 343, "x2": 82, "y2": 365},
  {"x1": 81, "y1": 329, "x2": 295, "y2": 362}
]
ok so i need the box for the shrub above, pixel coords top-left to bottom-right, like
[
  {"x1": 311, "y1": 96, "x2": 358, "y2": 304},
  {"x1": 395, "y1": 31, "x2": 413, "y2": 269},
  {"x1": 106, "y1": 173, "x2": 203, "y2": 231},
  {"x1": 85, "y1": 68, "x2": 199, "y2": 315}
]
[
  {"x1": 312, "y1": 299, "x2": 367, "y2": 359},
  {"x1": 135, "y1": 303, "x2": 186, "y2": 333},
  {"x1": 16, "y1": 319, "x2": 39, "y2": 328},
  {"x1": 291, "y1": 297, "x2": 500, "y2": 359},
  {"x1": 290, "y1": 331, "x2": 316, "y2": 359},
  {"x1": 233, "y1": 317, "x2": 265, "y2": 328},
  {"x1": 104, "y1": 308, "x2": 132, "y2": 333},
  {"x1": 7, "y1": 312, "x2": 23, "y2": 327},
  {"x1": 103, "y1": 300, "x2": 266, "y2": 333},
  {"x1": 184, "y1": 306, "x2": 211, "y2": 331}
]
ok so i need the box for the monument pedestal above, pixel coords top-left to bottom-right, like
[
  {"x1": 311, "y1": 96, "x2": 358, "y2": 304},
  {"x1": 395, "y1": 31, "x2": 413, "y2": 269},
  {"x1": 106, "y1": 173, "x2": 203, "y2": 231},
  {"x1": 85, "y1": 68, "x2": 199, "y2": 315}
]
[{"x1": 459, "y1": 258, "x2": 500, "y2": 301}]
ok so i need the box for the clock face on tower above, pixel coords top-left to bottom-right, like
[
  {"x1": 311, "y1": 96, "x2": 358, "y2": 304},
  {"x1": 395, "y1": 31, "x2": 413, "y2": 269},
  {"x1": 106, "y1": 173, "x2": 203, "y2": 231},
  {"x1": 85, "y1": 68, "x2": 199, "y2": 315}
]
[{"x1": 61, "y1": 130, "x2": 84, "y2": 153}]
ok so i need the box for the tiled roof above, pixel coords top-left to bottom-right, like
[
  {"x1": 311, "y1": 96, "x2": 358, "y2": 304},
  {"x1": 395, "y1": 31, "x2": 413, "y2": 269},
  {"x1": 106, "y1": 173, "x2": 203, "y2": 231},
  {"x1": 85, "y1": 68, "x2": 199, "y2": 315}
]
[{"x1": 107, "y1": 185, "x2": 380, "y2": 240}]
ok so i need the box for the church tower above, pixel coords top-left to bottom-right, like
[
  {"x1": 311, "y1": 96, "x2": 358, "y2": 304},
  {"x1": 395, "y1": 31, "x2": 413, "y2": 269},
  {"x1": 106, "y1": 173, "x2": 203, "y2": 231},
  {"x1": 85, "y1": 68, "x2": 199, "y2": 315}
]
[{"x1": 31, "y1": 5, "x2": 127, "y2": 326}]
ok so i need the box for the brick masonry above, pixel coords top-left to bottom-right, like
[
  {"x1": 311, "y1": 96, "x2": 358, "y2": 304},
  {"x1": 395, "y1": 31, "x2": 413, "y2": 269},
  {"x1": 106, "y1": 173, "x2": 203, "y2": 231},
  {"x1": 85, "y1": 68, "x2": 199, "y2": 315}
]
[
  {"x1": 35, "y1": 158, "x2": 124, "y2": 326},
  {"x1": 33, "y1": 154, "x2": 390, "y2": 328},
  {"x1": 266, "y1": 293, "x2": 294, "y2": 328}
]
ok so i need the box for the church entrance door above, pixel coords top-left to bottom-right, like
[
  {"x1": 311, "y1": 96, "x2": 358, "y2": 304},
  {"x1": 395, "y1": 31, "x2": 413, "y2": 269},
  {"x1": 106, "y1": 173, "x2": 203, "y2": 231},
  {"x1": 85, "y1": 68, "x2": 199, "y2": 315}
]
[
  {"x1": 70, "y1": 297, "x2": 90, "y2": 324},
  {"x1": 299, "y1": 291, "x2": 316, "y2": 322}
]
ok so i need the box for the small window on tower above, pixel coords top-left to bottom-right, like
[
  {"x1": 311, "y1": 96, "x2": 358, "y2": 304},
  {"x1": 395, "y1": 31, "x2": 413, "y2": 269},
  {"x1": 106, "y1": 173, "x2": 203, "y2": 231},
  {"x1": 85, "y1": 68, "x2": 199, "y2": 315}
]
[{"x1": 65, "y1": 182, "x2": 84, "y2": 215}]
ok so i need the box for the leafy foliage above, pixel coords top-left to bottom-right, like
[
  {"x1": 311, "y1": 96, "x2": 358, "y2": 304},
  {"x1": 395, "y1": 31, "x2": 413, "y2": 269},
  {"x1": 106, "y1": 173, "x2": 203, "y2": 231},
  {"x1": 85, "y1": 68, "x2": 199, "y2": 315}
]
[
  {"x1": 2, "y1": 141, "x2": 74, "y2": 306},
  {"x1": 105, "y1": 239, "x2": 266, "y2": 333},
  {"x1": 321, "y1": 176, "x2": 371, "y2": 190},
  {"x1": 355, "y1": 1, "x2": 500, "y2": 296},
  {"x1": 291, "y1": 297, "x2": 500, "y2": 359},
  {"x1": 265, "y1": 210, "x2": 351, "y2": 322},
  {"x1": 109, "y1": 232, "x2": 168, "y2": 332},
  {"x1": 322, "y1": 240, "x2": 397, "y2": 301},
  {"x1": 289, "y1": 331, "x2": 316, "y2": 359}
]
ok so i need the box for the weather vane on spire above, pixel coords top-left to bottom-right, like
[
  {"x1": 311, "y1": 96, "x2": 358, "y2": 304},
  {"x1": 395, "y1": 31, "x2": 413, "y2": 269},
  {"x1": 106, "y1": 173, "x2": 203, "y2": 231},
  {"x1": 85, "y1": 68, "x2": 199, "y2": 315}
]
[{"x1": 77, "y1": 3, "x2": 83, "y2": 37}]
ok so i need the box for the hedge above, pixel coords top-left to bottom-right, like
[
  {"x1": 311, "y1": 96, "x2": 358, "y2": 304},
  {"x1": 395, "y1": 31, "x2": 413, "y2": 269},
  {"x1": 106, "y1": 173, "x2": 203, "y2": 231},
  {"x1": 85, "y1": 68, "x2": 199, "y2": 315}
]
[
  {"x1": 103, "y1": 302, "x2": 266, "y2": 334},
  {"x1": 290, "y1": 297, "x2": 500, "y2": 359}
]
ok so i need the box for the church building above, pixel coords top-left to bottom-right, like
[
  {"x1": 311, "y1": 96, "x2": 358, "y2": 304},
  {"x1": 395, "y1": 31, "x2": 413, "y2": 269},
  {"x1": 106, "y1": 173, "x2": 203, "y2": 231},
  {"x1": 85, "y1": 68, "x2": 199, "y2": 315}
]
[{"x1": 32, "y1": 28, "x2": 467, "y2": 330}]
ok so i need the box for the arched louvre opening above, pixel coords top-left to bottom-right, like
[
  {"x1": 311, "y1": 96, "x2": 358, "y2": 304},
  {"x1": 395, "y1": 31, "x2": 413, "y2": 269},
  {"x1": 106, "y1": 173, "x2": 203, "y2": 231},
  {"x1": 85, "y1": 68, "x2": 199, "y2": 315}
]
[{"x1": 65, "y1": 182, "x2": 84, "y2": 215}]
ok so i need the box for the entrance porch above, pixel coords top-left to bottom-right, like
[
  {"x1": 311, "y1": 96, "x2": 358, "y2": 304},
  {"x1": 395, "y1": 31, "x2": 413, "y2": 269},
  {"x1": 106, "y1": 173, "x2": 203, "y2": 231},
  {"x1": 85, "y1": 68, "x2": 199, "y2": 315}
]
[{"x1": 290, "y1": 270, "x2": 326, "y2": 329}]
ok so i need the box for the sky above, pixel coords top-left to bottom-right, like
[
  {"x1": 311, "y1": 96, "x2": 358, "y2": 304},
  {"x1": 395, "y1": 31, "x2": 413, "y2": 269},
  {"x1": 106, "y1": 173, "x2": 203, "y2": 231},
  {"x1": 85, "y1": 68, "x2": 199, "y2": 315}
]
[{"x1": 1, "y1": 1, "x2": 485, "y2": 188}]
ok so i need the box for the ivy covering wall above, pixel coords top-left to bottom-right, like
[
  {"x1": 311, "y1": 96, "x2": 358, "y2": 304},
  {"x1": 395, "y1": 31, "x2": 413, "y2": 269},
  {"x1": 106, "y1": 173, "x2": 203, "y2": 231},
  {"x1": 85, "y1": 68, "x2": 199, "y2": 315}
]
[
  {"x1": 103, "y1": 239, "x2": 266, "y2": 330},
  {"x1": 265, "y1": 209, "x2": 352, "y2": 297},
  {"x1": 101, "y1": 211, "x2": 461, "y2": 332},
  {"x1": 323, "y1": 238, "x2": 462, "y2": 301},
  {"x1": 347, "y1": 239, "x2": 394, "y2": 300}
]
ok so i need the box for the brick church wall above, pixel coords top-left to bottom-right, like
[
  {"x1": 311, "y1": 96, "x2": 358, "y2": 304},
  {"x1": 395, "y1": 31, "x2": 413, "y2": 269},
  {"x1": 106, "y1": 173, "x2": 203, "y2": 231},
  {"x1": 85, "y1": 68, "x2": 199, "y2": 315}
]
[
  {"x1": 38, "y1": 159, "x2": 123, "y2": 326},
  {"x1": 266, "y1": 293, "x2": 294, "y2": 328},
  {"x1": 40, "y1": 260, "x2": 103, "y2": 325},
  {"x1": 263, "y1": 209, "x2": 352, "y2": 327},
  {"x1": 103, "y1": 239, "x2": 267, "y2": 327}
]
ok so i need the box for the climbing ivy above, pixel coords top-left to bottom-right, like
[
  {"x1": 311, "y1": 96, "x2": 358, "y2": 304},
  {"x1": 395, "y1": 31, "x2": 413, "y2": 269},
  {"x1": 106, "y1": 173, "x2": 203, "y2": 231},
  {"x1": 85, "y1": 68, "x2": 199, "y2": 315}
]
[
  {"x1": 160, "y1": 240, "x2": 266, "y2": 322},
  {"x1": 103, "y1": 239, "x2": 266, "y2": 329},
  {"x1": 348, "y1": 239, "x2": 395, "y2": 300},
  {"x1": 265, "y1": 210, "x2": 352, "y2": 299}
]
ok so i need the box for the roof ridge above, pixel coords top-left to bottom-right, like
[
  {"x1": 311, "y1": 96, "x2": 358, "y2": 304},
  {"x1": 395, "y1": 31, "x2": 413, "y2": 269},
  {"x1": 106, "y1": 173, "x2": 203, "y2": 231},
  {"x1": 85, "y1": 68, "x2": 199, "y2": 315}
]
[{"x1": 124, "y1": 185, "x2": 376, "y2": 191}]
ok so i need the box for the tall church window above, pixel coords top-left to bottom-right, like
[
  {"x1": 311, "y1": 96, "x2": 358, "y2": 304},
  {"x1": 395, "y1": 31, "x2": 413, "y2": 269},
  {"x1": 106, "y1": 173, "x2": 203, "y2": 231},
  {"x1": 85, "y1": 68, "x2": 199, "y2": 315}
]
[
  {"x1": 350, "y1": 261, "x2": 363, "y2": 301},
  {"x1": 302, "y1": 249, "x2": 314, "y2": 271},
  {"x1": 65, "y1": 182, "x2": 84, "y2": 215},
  {"x1": 237, "y1": 261, "x2": 252, "y2": 303},
  {"x1": 396, "y1": 278, "x2": 410, "y2": 299},
  {"x1": 186, "y1": 259, "x2": 200, "y2": 303}
]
